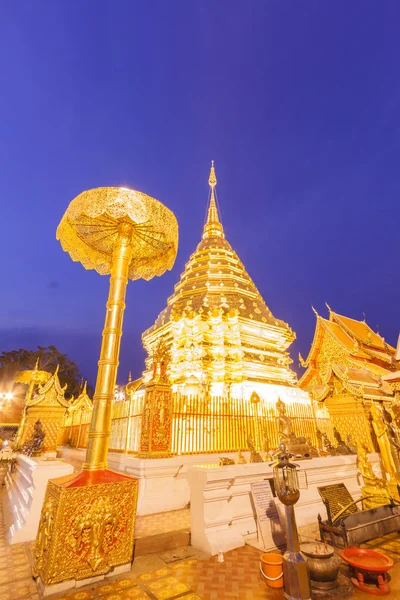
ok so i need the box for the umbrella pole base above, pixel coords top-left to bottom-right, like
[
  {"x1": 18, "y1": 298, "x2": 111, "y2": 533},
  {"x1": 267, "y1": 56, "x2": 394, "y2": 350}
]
[{"x1": 33, "y1": 469, "x2": 138, "y2": 588}]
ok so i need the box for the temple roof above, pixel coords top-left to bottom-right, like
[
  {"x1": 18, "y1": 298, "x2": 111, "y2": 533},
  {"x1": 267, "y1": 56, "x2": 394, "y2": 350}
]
[
  {"x1": 144, "y1": 163, "x2": 293, "y2": 338},
  {"x1": 68, "y1": 381, "x2": 92, "y2": 412},
  {"x1": 301, "y1": 307, "x2": 396, "y2": 370},
  {"x1": 299, "y1": 306, "x2": 398, "y2": 399},
  {"x1": 27, "y1": 366, "x2": 72, "y2": 408}
]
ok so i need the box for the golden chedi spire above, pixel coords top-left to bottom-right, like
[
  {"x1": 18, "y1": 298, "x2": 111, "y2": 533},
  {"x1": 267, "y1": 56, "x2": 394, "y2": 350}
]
[
  {"x1": 203, "y1": 161, "x2": 224, "y2": 239},
  {"x1": 142, "y1": 162, "x2": 299, "y2": 393}
]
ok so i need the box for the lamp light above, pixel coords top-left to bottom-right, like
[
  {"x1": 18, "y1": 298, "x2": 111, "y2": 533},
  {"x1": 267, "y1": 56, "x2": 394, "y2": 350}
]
[{"x1": 270, "y1": 443, "x2": 311, "y2": 600}]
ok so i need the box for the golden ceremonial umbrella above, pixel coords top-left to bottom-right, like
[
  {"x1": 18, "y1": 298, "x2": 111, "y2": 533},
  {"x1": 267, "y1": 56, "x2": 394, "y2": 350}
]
[
  {"x1": 15, "y1": 367, "x2": 50, "y2": 389},
  {"x1": 56, "y1": 187, "x2": 177, "y2": 280},
  {"x1": 56, "y1": 187, "x2": 178, "y2": 470}
]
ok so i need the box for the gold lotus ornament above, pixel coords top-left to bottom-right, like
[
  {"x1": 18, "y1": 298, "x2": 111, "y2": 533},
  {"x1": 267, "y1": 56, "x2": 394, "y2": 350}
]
[{"x1": 34, "y1": 186, "x2": 178, "y2": 591}]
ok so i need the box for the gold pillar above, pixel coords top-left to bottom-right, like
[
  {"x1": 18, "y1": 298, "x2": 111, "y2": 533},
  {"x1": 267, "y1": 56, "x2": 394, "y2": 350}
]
[{"x1": 83, "y1": 223, "x2": 134, "y2": 471}]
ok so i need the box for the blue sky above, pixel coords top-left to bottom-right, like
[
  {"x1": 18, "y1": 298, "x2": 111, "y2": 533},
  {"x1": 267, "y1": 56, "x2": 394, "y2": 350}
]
[{"x1": 1, "y1": 1, "x2": 400, "y2": 385}]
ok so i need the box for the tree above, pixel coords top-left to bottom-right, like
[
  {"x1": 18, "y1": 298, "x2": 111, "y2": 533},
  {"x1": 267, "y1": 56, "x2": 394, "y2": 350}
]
[{"x1": 0, "y1": 345, "x2": 87, "y2": 399}]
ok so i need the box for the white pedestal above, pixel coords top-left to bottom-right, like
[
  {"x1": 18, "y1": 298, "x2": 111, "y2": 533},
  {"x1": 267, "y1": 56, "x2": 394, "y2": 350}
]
[
  {"x1": 5, "y1": 454, "x2": 74, "y2": 544},
  {"x1": 186, "y1": 453, "x2": 381, "y2": 556}
]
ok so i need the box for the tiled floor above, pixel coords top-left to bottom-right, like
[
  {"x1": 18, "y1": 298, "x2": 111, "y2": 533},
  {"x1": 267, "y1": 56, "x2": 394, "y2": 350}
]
[
  {"x1": 135, "y1": 509, "x2": 190, "y2": 539},
  {"x1": 3, "y1": 492, "x2": 400, "y2": 599},
  {"x1": 0, "y1": 499, "x2": 39, "y2": 600},
  {"x1": 52, "y1": 546, "x2": 281, "y2": 600}
]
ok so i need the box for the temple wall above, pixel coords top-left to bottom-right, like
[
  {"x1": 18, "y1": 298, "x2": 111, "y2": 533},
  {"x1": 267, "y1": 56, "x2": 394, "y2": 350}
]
[
  {"x1": 20, "y1": 406, "x2": 66, "y2": 452},
  {"x1": 324, "y1": 393, "x2": 374, "y2": 451}
]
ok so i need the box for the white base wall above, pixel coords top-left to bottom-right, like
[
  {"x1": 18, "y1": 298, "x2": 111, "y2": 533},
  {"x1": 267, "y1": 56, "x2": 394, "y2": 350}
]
[
  {"x1": 58, "y1": 447, "x2": 245, "y2": 516},
  {"x1": 186, "y1": 453, "x2": 382, "y2": 555},
  {"x1": 5, "y1": 454, "x2": 74, "y2": 544}
]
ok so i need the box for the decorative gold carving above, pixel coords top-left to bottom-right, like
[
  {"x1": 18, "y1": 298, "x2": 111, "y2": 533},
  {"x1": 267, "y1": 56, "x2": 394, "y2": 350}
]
[
  {"x1": 74, "y1": 496, "x2": 118, "y2": 570},
  {"x1": 33, "y1": 473, "x2": 138, "y2": 585},
  {"x1": 138, "y1": 382, "x2": 173, "y2": 458}
]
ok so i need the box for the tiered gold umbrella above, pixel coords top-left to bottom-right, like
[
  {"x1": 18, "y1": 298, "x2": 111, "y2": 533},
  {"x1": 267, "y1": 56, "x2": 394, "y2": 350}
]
[
  {"x1": 56, "y1": 186, "x2": 178, "y2": 470},
  {"x1": 34, "y1": 186, "x2": 178, "y2": 587}
]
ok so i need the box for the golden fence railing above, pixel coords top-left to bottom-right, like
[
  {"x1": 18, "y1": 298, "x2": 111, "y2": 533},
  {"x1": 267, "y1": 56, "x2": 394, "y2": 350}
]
[
  {"x1": 170, "y1": 395, "x2": 332, "y2": 455},
  {"x1": 59, "y1": 408, "x2": 92, "y2": 448},
  {"x1": 60, "y1": 392, "x2": 332, "y2": 456}
]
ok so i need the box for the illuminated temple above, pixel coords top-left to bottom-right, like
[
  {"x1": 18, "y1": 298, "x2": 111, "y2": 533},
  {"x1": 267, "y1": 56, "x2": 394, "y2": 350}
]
[
  {"x1": 299, "y1": 305, "x2": 399, "y2": 450},
  {"x1": 62, "y1": 164, "x2": 329, "y2": 455}
]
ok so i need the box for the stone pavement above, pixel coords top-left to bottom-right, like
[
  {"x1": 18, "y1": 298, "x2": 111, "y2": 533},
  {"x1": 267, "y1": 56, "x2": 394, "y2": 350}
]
[{"x1": 2, "y1": 489, "x2": 400, "y2": 600}]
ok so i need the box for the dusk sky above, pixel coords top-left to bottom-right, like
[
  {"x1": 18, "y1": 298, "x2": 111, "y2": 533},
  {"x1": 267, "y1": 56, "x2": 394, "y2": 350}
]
[{"x1": 1, "y1": 2, "x2": 400, "y2": 386}]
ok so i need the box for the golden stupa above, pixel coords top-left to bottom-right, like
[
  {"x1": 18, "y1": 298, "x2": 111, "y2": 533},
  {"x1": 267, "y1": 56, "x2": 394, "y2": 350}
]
[{"x1": 142, "y1": 162, "x2": 302, "y2": 400}]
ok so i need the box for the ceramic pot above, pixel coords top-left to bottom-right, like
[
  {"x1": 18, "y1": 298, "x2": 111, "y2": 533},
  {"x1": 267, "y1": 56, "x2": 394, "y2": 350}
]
[{"x1": 301, "y1": 543, "x2": 340, "y2": 590}]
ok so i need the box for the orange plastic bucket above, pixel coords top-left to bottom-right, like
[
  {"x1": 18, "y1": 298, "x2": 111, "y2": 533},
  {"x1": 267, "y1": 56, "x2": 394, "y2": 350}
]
[{"x1": 260, "y1": 552, "x2": 283, "y2": 588}]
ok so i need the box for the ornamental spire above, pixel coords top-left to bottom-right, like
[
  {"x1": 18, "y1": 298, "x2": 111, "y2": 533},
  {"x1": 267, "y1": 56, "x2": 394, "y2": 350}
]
[{"x1": 203, "y1": 160, "x2": 224, "y2": 239}]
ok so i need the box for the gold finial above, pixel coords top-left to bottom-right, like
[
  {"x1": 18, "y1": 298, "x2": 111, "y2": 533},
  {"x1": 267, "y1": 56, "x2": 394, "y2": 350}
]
[
  {"x1": 128, "y1": 370, "x2": 132, "y2": 383},
  {"x1": 208, "y1": 160, "x2": 217, "y2": 189},
  {"x1": 34, "y1": 358, "x2": 39, "y2": 370},
  {"x1": 325, "y1": 301, "x2": 332, "y2": 313},
  {"x1": 82, "y1": 381, "x2": 87, "y2": 394},
  {"x1": 312, "y1": 305, "x2": 319, "y2": 317},
  {"x1": 203, "y1": 160, "x2": 224, "y2": 239}
]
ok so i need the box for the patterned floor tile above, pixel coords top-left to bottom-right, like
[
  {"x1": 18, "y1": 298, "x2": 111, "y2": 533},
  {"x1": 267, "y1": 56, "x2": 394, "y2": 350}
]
[
  {"x1": 66, "y1": 591, "x2": 94, "y2": 600},
  {"x1": 137, "y1": 567, "x2": 171, "y2": 582},
  {"x1": 96, "y1": 583, "x2": 117, "y2": 595},
  {"x1": 145, "y1": 575, "x2": 190, "y2": 600},
  {"x1": 120, "y1": 589, "x2": 151, "y2": 599}
]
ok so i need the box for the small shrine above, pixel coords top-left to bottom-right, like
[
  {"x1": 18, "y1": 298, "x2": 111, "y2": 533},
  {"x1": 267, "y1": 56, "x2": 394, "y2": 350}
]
[
  {"x1": 18, "y1": 366, "x2": 72, "y2": 453},
  {"x1": 298, "y1": 305, "x2": 399, "y2": 450},
  {"x1": 59, "y1": 382, "x2": 93, "y2": 448}
]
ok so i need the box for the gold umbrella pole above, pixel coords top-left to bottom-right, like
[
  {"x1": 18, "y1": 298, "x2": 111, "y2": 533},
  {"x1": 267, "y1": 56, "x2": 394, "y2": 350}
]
[{"x1": 83, "y1": 222, "x2": 133, "y2": 471}]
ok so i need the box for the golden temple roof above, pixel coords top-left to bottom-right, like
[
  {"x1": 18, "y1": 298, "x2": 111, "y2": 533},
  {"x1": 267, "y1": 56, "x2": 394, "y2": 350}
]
[
  {"x1": 299, "y1": 305, "x2": 398, "y2": 400},
  {"x1": 329, "y1": 311, "x2": 392, "y2": 352}
]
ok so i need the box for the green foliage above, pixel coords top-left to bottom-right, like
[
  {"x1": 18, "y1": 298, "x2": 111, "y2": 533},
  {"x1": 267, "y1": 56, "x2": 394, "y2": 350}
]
[{"x1": 0, "y1": 346, "x2": 85, "y2": 399}]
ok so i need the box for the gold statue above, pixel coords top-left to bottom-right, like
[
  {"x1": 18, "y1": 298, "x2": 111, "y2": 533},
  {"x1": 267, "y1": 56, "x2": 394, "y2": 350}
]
[
  {"x1": 370, "y1": 402, "x2": 399, "y2": 481},
  {"x1": 357, "y1": 445, "x2": 391, "y2": 509},
  {"x1": 276, "y1": 398, "x2": 311, "y2": 459},
  {"x1": 247, "y1": 436, "x2": 263, "y2": 463},
  {"x1": 276, "y1": 398, "x2": 293, "y2": 441},
  {"x1": 237, "y1": 451, "x2": 247, "y2": 464}
]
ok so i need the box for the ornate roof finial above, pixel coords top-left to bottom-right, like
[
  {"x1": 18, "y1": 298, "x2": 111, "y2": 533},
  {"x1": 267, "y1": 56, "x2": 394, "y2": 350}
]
[
  {"x1": 312, "y1": 305, "x2": 319, "y2": 317},
  {"x1": 203, "y1": 161, "x2": 224, "y2": 240},
  {"x1": 208, "y1": 160, "x2": 217, "y2": 189},
  {"x1": 325, "y1": 301, "x2": 332, "y2": 313},
  {"x1": 298, "y1": 353, "x2": 307, "y2": 368},
  {"x1": 128, "y1": 370, "x2": 132, "y2": 383}
]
